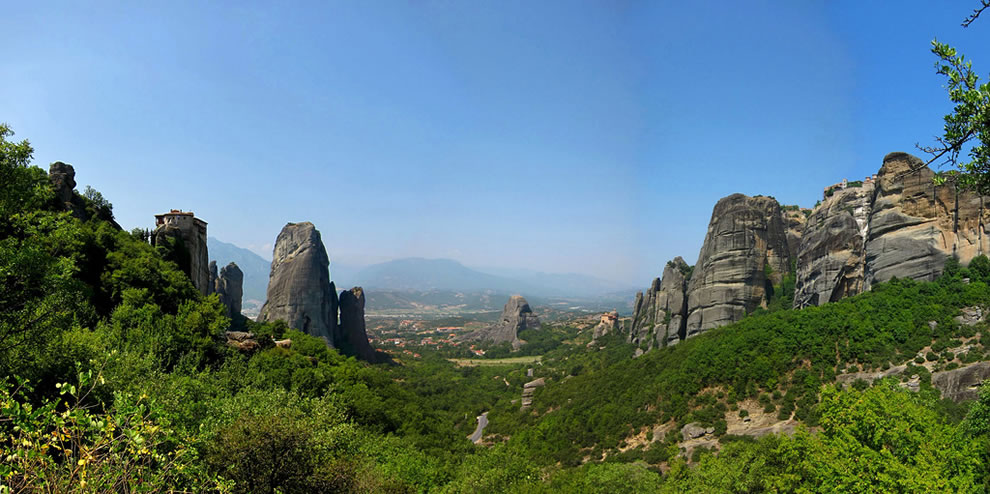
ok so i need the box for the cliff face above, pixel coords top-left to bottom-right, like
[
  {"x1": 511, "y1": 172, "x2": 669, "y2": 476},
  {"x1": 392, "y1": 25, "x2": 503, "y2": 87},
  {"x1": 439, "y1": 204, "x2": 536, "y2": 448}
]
[
  {"x1": 624, "y1": 152, "x2": 990, "y2": 351},
  {"x1": 258, "y1": 222, "x2": 339, "y2": 345},
  {"x1": 793, "y1": 152, "x2": 990, "y2": 307},
  {"x1": 629, "y1": 257, "x2": 689, "y2": 348},
  {"x1": 464, "y1": 295, "x2": 541, "y2": 349},
  {"x1": 781, "y1": 207, "x2": 809, "y2": 261},
  {"x1": 793, "y1": 184, "x2": 872, "y2": 308},
  {"x1": 684, "y1": 194, "x2": 791, "y2": 337},
  {"x1": 864, "y1": 152, "x2": 989, "y2": 288}
]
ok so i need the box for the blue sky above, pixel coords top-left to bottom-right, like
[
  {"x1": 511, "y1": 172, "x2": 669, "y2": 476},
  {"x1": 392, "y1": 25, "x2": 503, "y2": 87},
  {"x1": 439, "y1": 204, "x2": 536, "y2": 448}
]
[{"x1": 3, "y1": 1, "x2": 989, "y2": 285}]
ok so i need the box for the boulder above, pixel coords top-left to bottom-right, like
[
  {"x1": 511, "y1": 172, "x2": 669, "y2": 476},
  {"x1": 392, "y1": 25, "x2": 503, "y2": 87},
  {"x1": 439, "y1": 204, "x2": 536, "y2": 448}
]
[
  {"x1": 338, "y1": 286, "x2": 378, "y2": 362},
  {"x1": 685, "y1": 194, "x2": 791, "y2": 337},
  {"x1": 680, "y1": 422, "x2": 709, "y2": 441},
  {"x1": 225, "y1": 331, "x2": 260, "y2": 353},
  {"x1": 258, "y1": 222, "x2": 338, "y2": 346}
]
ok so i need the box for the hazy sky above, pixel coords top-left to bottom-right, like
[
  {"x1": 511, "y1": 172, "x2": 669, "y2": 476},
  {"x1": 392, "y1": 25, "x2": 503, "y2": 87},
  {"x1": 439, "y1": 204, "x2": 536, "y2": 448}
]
[{"x1": 3, "y1": 1, "x2": 989, "y2": 285}]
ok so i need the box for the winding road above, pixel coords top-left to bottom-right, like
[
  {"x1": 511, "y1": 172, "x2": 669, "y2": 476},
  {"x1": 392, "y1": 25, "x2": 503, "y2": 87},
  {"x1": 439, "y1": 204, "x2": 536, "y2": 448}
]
[{"x1": 468, "y1": 411, "x2": 489, "y2": 443}]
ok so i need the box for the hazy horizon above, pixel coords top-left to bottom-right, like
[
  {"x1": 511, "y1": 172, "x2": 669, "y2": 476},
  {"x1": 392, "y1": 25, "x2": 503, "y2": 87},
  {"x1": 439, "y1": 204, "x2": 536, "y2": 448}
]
[{"x1": 4, "y1": 1, "x2": 989, "y2": 285}]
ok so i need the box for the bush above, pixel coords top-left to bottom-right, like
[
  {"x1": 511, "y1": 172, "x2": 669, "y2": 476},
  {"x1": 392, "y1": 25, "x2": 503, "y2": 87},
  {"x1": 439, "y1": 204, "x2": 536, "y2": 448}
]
[{"x1": 0, "y1": 370, "x2": 219, "y2": 492}]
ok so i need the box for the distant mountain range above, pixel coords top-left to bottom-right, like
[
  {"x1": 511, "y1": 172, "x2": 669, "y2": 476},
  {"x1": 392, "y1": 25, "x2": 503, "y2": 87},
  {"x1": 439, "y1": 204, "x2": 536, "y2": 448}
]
[
  {"x1": 207, "y1": 239, "x2": 637, "y2": 314},
  {"x1": 351, "y1": 257, "x2": 635, "y2": 298}
]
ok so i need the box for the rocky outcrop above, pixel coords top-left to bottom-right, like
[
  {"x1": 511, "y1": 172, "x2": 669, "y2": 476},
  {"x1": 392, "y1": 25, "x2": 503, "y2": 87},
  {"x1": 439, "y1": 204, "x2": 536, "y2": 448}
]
[
  {"x1": 48, "y1": 162, "x2": 85, "y2": 219},
  {"x1": 592, "y1": 310, "x2": 620, "y2": 340},
  {"x1": 685, "y1": 194, "x2": 791, "y2": 337},
  {"x1": 258, "y1": 222, "x2": 339, "y2": 345},
  {"x1": 338, "y1": 287, "x2": 378, "y2": 362},
  {"x1": 793, "y1": 185, "x2": 873, "y2": 308},
  {"x1": 629, "y1": 257, "x2": 690, "y2": 348},
  {"x1": 225, "y1": 331, "x2": 261, "y2": 353},
  {"x1": 680, "y1": 422, "x2": 715, "y2": 441},
  {"x1": 257, "y1": 222, "x2": 377, "y2": 361},
  {"x1": 464, "y1": 295, "x2": 541, "y2": 348},
  {"x1": 48, "y1": 162, "x2": 120, "y2": 227},
  {"x1": 932, "y1": 361, "x2": 990, "y2": 402},
  {"x1": 152, "y1": 210, "x2": 210, "y2": 295},
  {"x1": 521, "y1": 377, "x2": 546, "y2": 411},
  {"x1": 210, "y1": 261, "x2": 243, "y2": 319},
  {"x1": 794, "y1": 152, "x2": 990, "y2": 307},
  {"x1": 956, "y1": 306, "x2": 984, "y2": 326}
]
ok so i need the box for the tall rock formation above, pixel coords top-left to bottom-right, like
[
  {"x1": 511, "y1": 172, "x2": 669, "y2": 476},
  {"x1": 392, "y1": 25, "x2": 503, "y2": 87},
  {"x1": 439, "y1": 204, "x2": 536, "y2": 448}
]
[
  {"x1": 464, "y1": 295, "x2": 541, "y2": 349},
  {"x1": 210, "y1": 261, "x2": 244, "y2": 319},
  {"x1": 863, "y1": 152, "x2": 988, "y2": 287},
  {"x1": 152, "y1": 210, "x2": 210, "y2": 295},
  {"x1": 338, "y1": 287, "x2": 378, "y2": 362},
  {"x1": 629, "y1": 257, "x2": 690, "y2": 348},
  {"x1": 685, "y1": 194, "x2": 791, "y2": 337},
  {"x1": 258, "y1": 222, "x2": 339, "y2": 345},
  {"x1": 793, "y1": 184, "x2": 872, "y2": 307},
  {"x1": 794, "y1": 152, "x2": 990, "y2": 307},
  {"x1": 624, "y1": 152, "x2": 990, "y2": 352}
]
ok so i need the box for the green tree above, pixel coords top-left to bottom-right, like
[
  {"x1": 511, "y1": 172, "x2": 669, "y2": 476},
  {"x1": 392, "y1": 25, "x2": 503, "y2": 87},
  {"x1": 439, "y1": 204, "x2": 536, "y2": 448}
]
[{"x1": 924, "y1": 6, "x2": 990, "y2": 193}]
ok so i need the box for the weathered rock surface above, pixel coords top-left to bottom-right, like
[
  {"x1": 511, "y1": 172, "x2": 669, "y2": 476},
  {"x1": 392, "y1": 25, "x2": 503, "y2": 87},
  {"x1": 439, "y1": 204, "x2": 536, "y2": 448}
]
[
  {"x1": 685, "y1": 194, "x2": 791, "y2": 337},
  {"x1": 225, "y1": 331, "x2": 260, "y2": 353},
  {"x1": 258, "y1": 222, "x2": 339, "y2": 345},
  {"x1": 793, "y1": 152, "x2": 990, "y2": 308},
  {"x1": 863, "y1": 152, "x2": 972, "y2": 288},
  {"x1": 781, "y1": 207, "x2": 809, "y2": 261},
  {"x1": 210, "y1": 261, "x2": 243, "y2": 319},
  {"x1": 932, "y1": 361, "x2": 990, "y2": 402},
  {"x1": 464, "y1": 295, "x2": 541, "y2": 348},
  {"x1": 793, "y1": 184, "x2": 873, "y2": 308},
  {"x1": 48, "y1": 162, "x2": 85, "y2": 219},
  {"x1": 955, "y1": 306, "x2": 984, "y2": 326},
  {"x1": 680, "y1": 422, "x2": 714, "y2": 441},
  {"x1": 338, "y1": 287, "x2": 378, "y2": 362},
  {"x1": 629, "y1": 257, "x2": 690, "y2": 348}
]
